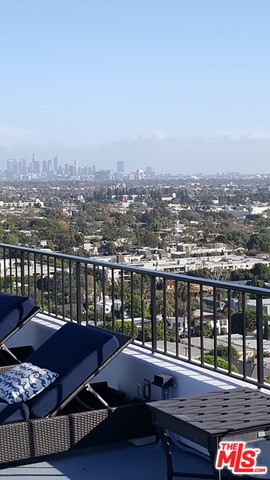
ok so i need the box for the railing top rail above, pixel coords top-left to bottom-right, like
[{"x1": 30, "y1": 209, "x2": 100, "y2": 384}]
[{"x1": 1, "y1": 243, "x2": 270, "y2": 297}]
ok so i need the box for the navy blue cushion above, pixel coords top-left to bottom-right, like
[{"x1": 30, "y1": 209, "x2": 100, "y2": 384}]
[
  {"x1": 0, "y1": 400, "x2": 29, "y2": 424},
  {"x1": 26, "y1": 323, "x2": 120, "y2": 418},
  {"x1": 0, "y1": 293, "x2": 36, "y2": 341}
]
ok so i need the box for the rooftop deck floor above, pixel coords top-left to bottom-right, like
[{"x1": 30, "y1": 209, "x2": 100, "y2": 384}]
[{"x1": 0, "y1": 440, "x2": 213, "y2": 480}]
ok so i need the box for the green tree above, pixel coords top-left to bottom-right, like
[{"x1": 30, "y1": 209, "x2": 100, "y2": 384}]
[
  {"x1": 137, "y1": 322, "x2": 164, "y2": 342},
  {"x1": 203, "y1": 355, "x2": 239, "y2": 373},
  {"x1": 2, "y1": 231, "x2": 19, "y2": 246},
  {"x1": 247, "y1": 231, "x2": 270, "y2": 253},
  {"x1": 231, "y1": 310, "x2": 270, "y2": 335},
  {"x1": 103, "y1": 241, "x2": 117, "y2": 255},
  {"x1": 177, "y1": 282, "x2": 198, "y2": 331},
  {"x1": 250, "y1": 263, "x2": 270, "y2": 281},
  {"x1": 156, "y1": 291, "x2": 175, "y2": 318},
  {"x1": 195, "y1": 321, "x2": 213, "y2": 337},
  {"x1": 209, "y1": 344, "x2": 239, "y2": 360},
  {"x1": 106, "y1": 320, "x2": 138, "y2": 338},
  {"x1": 231, "y1": 310, "x2": 256, "y2": 334},
  {"x1": 129, "y1": 294, "x2": 150, "y2": 318},
  {"x1": 136, "y1": 228, "x2": 159, "y2": 248}
]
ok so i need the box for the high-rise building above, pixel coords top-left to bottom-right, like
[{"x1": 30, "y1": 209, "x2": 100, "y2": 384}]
[
  {"x1": 29, "y1": 153, "x2": 36, "y2": 173},
  {"x1": 6, "y1": 158, "x2": 19, "y2": 177},
  {"x1": 69, "y1": 164, "x2": 77, "y2": 176},
  {"x1": 136, "y1": 168, "x2": 144, "y2": 180},
  {"x1": 73, "y1": 160, "x2": 78, "y2": 176},
  {"x1": 53, "y1": 156, "x2": 58, "y2": 173},
  {"x1": 21, "y1": 159, "x2": 27, "y2": 175},
  {"x1": 7, "y1": 159, "x2": 14, "y2": 174},
  {"x1": 42, "y1": 160, "x2": 48, "y2": 174},
  {"x1": 33, "y1": 160, "x2": 40, "y2": 174},
  {"x1": 117, "y1": 161, "x2": 124, "y2": 173}
]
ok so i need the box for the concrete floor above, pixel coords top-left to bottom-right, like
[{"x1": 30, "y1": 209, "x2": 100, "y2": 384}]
[{"x1": 0, "y1": 439, "x2": 214, "y2": 480}]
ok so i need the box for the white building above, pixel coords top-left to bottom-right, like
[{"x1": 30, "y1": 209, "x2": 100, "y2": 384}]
[
  {"x1": 250, "y1": 203, "x2": 270, "y2": 215},
  {"x1": 95, "y1": 298, "x2": 122, "y2": 315}
]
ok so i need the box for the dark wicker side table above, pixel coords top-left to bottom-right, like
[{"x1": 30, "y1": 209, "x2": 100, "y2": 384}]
[{"x1": 148, "y1": 388, "x2": 270, "y2": 480}]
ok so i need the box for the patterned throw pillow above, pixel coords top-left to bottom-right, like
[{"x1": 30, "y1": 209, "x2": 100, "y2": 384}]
[{"x1": 0, "y1": 362, "x2": 58, "y2": 404}]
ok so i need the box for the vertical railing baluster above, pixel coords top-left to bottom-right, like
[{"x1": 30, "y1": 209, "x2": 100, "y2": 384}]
[
  {"x1": 76, "y1": 262, "x2": 81, "y2": 325},
  {"x1": 213, "y1": 287, "x2": 217, "y2": 369},
  {"x1": 20, "y1": 251, "x2": 25, "y2": 296},
  {"x1": 242, "y1": 292, "x2": 247, "y2": 380},
  {"x1": 187, "y1": 283, "x2": 191, "y2": 361},
  {"x1": 227, "y1": 289, "x2": 232, "y2": 375},
  {"x1": 15, "y1": 254, "x2": 18, "y2": 294},
  {"x1": 130, "y1": 271, "x2": 134, "y2": 338},
  {"x1": 151, "y1": 275, "x2": 157, "y2": 353},
  {"x1": 200, "y1": 285, "x2": 204, "y2": 365},
  {"x1": 163, "y1": 279, "x2": 167, "y2": 354},
  {"x1": 62, "y1": 259, "x2": 65, "y2": 320},
  {"x1": 9, "y1": 250, "x2": 12, "y2": 294},
  {"x1": 175, "y1": 280, "x2": 179, "y2": 357},
  {"x1": 54, "y1": 257, "x2": 57, "y2": 317},
  {"x1": 102, "y1": 267, "x2": 106, "y2": 328},
  {"x1": 69, "y1": 260, "x2": 72, "y2": 321},
  {"x1": 3, "y1": 248, "x2": 6, "y2": 292},
  {"x1": 141, "y1": 275, "x2": 145, "y2": 346},
  {"x1": 93, "y1": 265, "x2": 97, "y2": 326},
  {"x1": 85, "y1": 264, "x2": 89, "y2": 326},
  {"x1": 120, "y1": 270, "x2": 124, "y2": 333},
  {"x1": 40, "y1": 255, "x2": 44, "y2": 311},
  {"x1": 111, "y1": 268, "x2": 115, "y2": 331},
  {"x1": 47, "y1": 256, "x2": 51, "y2": 315},
  {"x1": 34, "y1": 254, "x2": 37, "y2": 304},
  {"x1": 256, "y1": 295, "x2": 264, "y2": 387},
  {"x1": 27, "y1": 253, "x2": 30, "y2": 297}
]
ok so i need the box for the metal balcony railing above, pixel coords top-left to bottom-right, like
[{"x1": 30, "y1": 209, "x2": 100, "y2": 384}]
[{"x1": 1, "y1": 243, "x2": 270, "y2": 389}]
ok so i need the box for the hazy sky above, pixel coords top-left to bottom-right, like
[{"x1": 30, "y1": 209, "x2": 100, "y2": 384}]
[{"x1": 0, "y1": 0, "x2": 270, "y2": 174}]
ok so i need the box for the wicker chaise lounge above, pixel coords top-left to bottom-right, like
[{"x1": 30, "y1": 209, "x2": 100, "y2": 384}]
[
  {"x1": 0, "y1": 292, "x2": 40, "y2": 364},
  {"x1": 0, "y1": 322, "x2": 152, "y2": 466}
]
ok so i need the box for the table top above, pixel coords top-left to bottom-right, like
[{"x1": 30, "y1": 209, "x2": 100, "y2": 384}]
[{"x1": 148, "y1": 388, "x2": 270, "y2": 448}]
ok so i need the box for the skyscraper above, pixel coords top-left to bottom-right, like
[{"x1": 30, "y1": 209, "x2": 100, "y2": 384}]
[
  {"x1": 7, "y1": 159, "x2": 14, "y2": 174},
  {"x1": 21, "y1": 159, "x2": 27, "y2": 175},
  {"x1": 73, "y1": 160, "x2": 78, "y2": 176},
  {"x1": 42, "y1": 160, "x2": 48, "y2": 174},
  {"x1": 53, "y1": 156, "x2": 59, "y2": 173},
  {"x1": 31, "y1": 154, "x2": 40, "y2": 174},
  {"x1": 117, "y1": 161, "x2": 124, "y2": 174}
]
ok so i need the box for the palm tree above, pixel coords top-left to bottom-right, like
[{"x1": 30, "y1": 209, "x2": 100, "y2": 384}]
[
  {"x1": 177, "y1": 282, "x2": 198, "y2": 332},
  {"x1": 156, "y1": 291, "x2": 175, "y2": 319}
]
